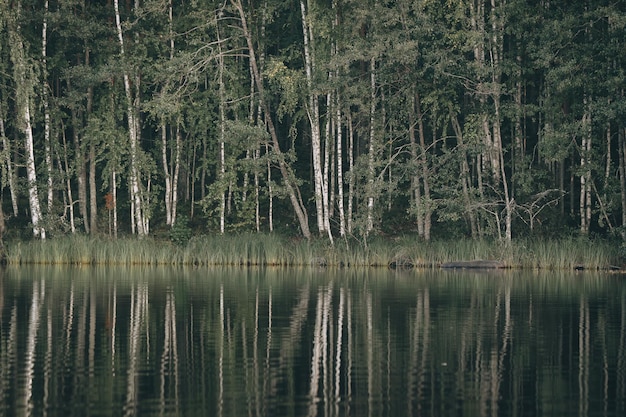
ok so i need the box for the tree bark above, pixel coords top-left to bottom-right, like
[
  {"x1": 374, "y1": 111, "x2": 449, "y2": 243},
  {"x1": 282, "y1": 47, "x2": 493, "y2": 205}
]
[
  {"x1": 366, "y1": 57, "x2": 377, "y2": 235},
  {"x1": 42, "y1": 0, "x2": 53, "y2": 213},
  {"x1": 86, "y1": 49, "x2": 98, "y2": 235},
  {"x1": 450, "y1": 110, "x2": 478, "y2": 237},
  {"x1": 300, "y1": 0, "x2": 331, "y2": 241},
  {"x1": 617, "y1": 127, "x2": 626, "y2": 240},
  {"x1": 161, "y1": 123, "x2": 173, "y2": 226},
  {"x1": 0, "y1": 109, "x2": 18, "y2": 217},
  {"x1": 7, "y1": 1, "x2": 45, "y2": 239},
  {"x1": 580, "y1": 98, "x2": 592, "y2": 235},
  {"x1": 416, "y1": 93, "x2": 431, "y2": 240},
  {"x1": 114, "y1": 0, "x2": 147, "y2": 236},
  {"x1": 336, "y1": 94, "x2": 346, "y2": 237},
  {"x1": 347, "y1": 112, "x2": 355, "y2": 235},
  {"x1": 217, "y1": 15, "x2": 226, "y2": 234},
  {"x1": 60, "y1": 130, "x2": 76, "y2": 233}
]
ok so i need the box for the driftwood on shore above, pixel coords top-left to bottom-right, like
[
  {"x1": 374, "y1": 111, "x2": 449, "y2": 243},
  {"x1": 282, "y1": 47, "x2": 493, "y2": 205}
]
[{"x1": 440, "y1": 260, "x2": 506, "y2": 269}]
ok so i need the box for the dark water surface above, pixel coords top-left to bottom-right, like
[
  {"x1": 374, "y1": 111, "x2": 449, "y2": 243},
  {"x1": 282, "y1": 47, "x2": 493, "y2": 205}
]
[{"x1": 0, "y1": 266, "x2": 625, "y2": 417}]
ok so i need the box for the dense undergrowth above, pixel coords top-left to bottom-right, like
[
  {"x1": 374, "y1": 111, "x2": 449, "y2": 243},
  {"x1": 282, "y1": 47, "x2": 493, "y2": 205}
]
[{"x1": 2, "y1": 233, "x2": 623, "y2": 270}]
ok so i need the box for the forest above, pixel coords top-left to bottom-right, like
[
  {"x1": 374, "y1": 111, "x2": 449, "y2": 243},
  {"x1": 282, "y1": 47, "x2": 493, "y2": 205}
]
[{"x1": 1, "y1": 0, "x2": 625, "y2": 244}]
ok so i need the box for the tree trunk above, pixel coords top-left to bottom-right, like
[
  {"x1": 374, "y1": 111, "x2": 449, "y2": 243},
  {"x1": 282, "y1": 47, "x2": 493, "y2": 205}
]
[
  {"x1": 489, "y1": 0, "x2": 512, "y2": 241},
  {"x1": 24, "y1": 103, "x2": 45, "y2": 239},
  {"x1": 494, "y1": 95, "x2": 512, "y2": 241},
  {"x1": 60, "y1": 130, "x2": 76, "y2": 233},
  {"x1": 7, "y1": 2, "x2": 45, "y2": 239},
  {"x1": 172, "y1": 127, "x2": 180, "y2": 225},
  {"x1": 450, "y1": 110, "x2": 478, "y2": 237},
  {"x1": 89, "y1": 141, "x2": 97, "y2": 234},
  {"x1": 366, "y1": 57, "x2": 377, "y2": 235},
  {"x1": 416, "y1": 93, "x2": 432, "y2": 241},
  {"x1": 347, "y1": 112, "x2": 355, "y2": 234},
  {"x1": 580, "y1": 99, "x2": 592, "y2": 235},
  {"x1": 161, "y1": 123, "x2": 173, "y2": 226},
  {"x1": 617, "y1": 127, "x2": 626, "y2": 240},
  {"x1": 112, "y1": 170, "x2": 118, "y2": 238},
  {"x1": 217, "y1": 17, "x2": 226, "y2": 234},
  {"x1": 86, "y1": 49, "x2": 97, "y2": 235},
  {"x1": 300, "y1": 0, "x2": 330, "y2": 241},
  {"x1": 0, "y1": 111, "x2": 18, "y2": 217},
  {"x1": 42, "y1": 0, "x2": 53, "y2": 213},
  {"x1": 336, "y1": 95, "x2": 346, "y2": 237},
  {"x1": 409, "y1": 95, "x2": 423, "y2": 237},
  {"x1": 114, "y1": 0, "x2": 147, "y2": 236},
  {"x1": 332, "y1": 0, "x2": 345, "y2": 238},
  {"x1": 231, "y1": 0, "x2": 311, "y2": 239},
  {"x1": 71, "y1": 104, "x2": 89, "y2": 234}
]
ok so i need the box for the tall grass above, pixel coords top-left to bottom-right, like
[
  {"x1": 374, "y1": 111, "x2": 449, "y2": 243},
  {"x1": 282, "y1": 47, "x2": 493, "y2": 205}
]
[{"x1": 3, "y1": 233, "x2": 623, "y2": 270}]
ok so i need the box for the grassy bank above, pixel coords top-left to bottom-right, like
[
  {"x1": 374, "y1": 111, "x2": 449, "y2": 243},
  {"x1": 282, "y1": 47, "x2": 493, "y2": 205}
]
[{"x1": 3, "y1": 233, "x2": 623, "y2": 270}]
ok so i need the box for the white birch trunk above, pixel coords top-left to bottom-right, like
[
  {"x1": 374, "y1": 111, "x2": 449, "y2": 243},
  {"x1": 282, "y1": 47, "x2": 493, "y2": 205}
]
[
  {"x1": 112, "y1": 171, "x2": 118, "y2": 238},
  {"x1": 217, "y1": 21, "x2": 226, "y2": 235},
  {"x1": 347, "y1": 112, "x2": 354, "y2": 234},
  {"x1": 7, "y1": 2, "x2": 46, "y2": 239},
  {"x1": 168, "y1": 2, "x2": 180, "y2": 228},
  {"x1": 254, "y1": 149, "x2": 260, "y2": 232},
  {"x1": 42, "y1": 0, "x2": 53, "y2": 212},
  {"x1": 260, "y1": 2, "x2": 271, "y2": 232},
  {"x1": 172, "y1": 127, "x2": 180, "y2": 226},
  {"x1": 22, "y1": 90, "x2": 44, "y2": 237},
  {"x1": 580, "y1": 102, "x2": 592, "y2": 234},
  {"x1": 89, "y1": 142, "x2": 97, "y2": 233},
  {"x1": 300, "y1": 0, "x2": 327, "y2": 237},
  {"x1": 617, "y1": 127, "x2": 626, "y2": 240},
  {"x1": 114, "y1": 0, "x2": 146, "y2": 236},
  {"x1": 249, "y1": 62, "x2": 259, "y2": 232},
  {"x1": 489, "y1": 0, "x2": 511, "y2": 240},
  {"x1": 161, "y1": 2, "x2": 180, "y2": 227},
  {"x1": 162, "y1": 123, "x2": 173, "y2": 226},
  {"x1": 366, "y1": 58, "x2": 376, "y2": 234},
  {"x1": 267, "y1": 144, "x2": 273, "y2": 232},
  {"x1": 323, "y1": 91, "x2": 333, "y2": 242},
  {"x1": 336, "y1": 97, "x2": 346, "y2": 237}
]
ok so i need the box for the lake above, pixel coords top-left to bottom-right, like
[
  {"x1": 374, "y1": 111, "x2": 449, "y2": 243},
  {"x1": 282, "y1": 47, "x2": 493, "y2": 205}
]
[{"x1": 0, "y1": 266, "x2": 625, "y2": 417}]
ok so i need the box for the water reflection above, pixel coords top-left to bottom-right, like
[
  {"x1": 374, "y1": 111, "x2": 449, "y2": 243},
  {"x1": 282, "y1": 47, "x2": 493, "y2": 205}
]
[{"x1": 0, "y1": 266, "x2": 625, "y2": 417}]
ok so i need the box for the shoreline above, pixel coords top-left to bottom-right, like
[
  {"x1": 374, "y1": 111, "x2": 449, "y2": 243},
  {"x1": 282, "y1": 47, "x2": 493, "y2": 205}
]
[{"x1": 2, "y1": 234, "x2": 623, "y2": 271}]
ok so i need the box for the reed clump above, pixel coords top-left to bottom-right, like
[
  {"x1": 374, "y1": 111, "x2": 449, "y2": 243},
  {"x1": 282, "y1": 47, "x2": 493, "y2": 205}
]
[{"x1": 3, "y1": 234, "x2": 622, "y2": 270}]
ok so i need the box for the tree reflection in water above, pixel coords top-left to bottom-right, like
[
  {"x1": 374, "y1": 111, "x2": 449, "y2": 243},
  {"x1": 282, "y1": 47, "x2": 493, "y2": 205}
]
[{"x1": 0, "y1": 266, "x2": 625, "y2": 417}]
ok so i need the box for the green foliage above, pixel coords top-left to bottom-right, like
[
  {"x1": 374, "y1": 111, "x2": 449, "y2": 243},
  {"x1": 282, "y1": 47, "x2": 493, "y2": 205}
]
[
  {"x1": 264, "y1": 59, "x2": 306, "y2": 121},
  {"x1": 170, "y1": 215, "x2": 192, "y2": 246},
  {"x1": 1, "y1": 0, "x2": 626, "y2": 243}
]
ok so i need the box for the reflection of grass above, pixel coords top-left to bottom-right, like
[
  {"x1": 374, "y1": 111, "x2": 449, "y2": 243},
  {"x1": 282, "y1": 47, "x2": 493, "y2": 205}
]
[{"x1": 4, "y1": 234, "x2": 622, "y2": 270}]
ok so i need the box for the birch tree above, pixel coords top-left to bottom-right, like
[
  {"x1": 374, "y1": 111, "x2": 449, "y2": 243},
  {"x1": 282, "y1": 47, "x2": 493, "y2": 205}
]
[
  {"x1": 5, "y1": 0, "x2": 46, "y2": 239},
  {"x1": 42, "y1": 0, "x2": 53, "y2": 212},
  {"x1": 158, "y1": 0, "x2": 182, "y2": 228},
  {"x1": 300, "y1": 0, "x2": 332, "y2": 242},
  {"x1": 113, "y1": 0, "x2": 148, "y2": 236}
]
